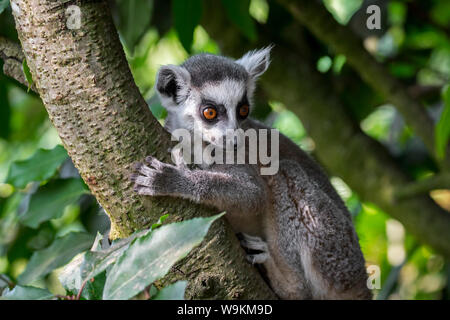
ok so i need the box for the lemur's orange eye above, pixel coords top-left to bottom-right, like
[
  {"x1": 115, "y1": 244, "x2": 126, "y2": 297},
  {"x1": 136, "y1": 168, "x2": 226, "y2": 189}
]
[
  {"x1": 203, "y1": 107, "x2": 217, "y2": 120},
  {"x1": 239, "y1": 105, "x2": 249, "y2": 118}
]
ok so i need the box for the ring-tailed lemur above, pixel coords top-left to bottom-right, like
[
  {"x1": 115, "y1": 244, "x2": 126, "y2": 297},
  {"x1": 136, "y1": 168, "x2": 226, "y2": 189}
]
[{"x1": 131, "y1": 47, "x2": 372, "y2": 300}]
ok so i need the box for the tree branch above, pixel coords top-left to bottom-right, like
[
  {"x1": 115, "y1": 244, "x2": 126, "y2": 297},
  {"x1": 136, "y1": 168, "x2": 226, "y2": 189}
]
[
  {"x1": 395, "y1": 173, "x2": 450, "y2": 200},
  {"x1": 276, "y1": 0, "x2": 450, "y2": 168},
  {"x1": 7, "y1": 0, "x2": 274, "y2": 299},
  {"x1": 202, "y1": 1, "x2": 450, "y2": 260},
  {"x1": 0, "y1": 36, "x2": 36, "y2": 91}
]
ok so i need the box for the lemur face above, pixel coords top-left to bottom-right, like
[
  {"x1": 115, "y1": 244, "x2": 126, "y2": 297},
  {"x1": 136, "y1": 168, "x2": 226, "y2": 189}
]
[{"x1": 155, "y1": 47, "x2": 272, "y2": 148}]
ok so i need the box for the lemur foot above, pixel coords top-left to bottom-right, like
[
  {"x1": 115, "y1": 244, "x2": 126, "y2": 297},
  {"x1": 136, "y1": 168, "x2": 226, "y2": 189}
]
[
  {"x1": 246, "y1": 252, "x2": 269, "y2": 265},
  {"x1": 240, "y1": 233, "x2": 269, "y2": 265},
  {"x1": 131, "y1": 155, "x2": 182, "y2": 196}
]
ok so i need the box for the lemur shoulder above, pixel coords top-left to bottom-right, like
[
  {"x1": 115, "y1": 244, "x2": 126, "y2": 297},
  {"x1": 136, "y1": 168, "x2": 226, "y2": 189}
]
[{"x1": 131, "y1": 47, "x2": 372, "y2": 300}]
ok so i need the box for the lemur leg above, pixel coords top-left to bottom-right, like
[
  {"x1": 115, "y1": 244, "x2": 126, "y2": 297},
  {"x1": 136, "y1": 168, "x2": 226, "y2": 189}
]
[
  {"x1": 270, "y1": 159, "x2": 371, "y2": 300},
  {"x1": 240, "y1": 233, "x2": 311, "y2": 299}
]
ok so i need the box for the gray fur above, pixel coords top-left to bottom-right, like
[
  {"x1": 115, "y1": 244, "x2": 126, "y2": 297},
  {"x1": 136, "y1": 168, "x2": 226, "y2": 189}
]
[
  {"x1": 133, "y1": 48, "x2": 371, "y2": 300},
  {"x1": 182, "y1": 54, "x2": 249, "y2": 87}
]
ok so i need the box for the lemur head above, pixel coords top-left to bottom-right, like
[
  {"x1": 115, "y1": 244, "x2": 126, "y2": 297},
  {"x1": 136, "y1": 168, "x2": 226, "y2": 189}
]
[{"x1": 155, "y1": 47, "x2": 272, "y2": 148}]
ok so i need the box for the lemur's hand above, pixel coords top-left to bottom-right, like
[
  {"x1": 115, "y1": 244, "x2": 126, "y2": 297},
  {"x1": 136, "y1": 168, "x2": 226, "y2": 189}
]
[{"x1": 131, "y1": 155, "x2": 185, "y2": 196}]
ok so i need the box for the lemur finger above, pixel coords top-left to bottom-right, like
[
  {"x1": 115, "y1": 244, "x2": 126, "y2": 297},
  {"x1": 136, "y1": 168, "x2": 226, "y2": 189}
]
[
  {"x1": 133, "y1": 175, "x2": 155, "y2": 187},
  {"x1": 241, "y1": 239, "x2": 268, "y2": 252},
  {"x1": 246, "y1": 253, "x2": 269, "y2": 265},
  {"x1": 134, "y1": 185, "x2": 157, "y2": 196},
  {"x1": 136, "y1": 164, "x2": 156, "y2": 177},
  {"x1": 145, "y1": 155, "x2": 165, "y2": 170},
  {"x1": 241, "y1": 233, "x2": 266, "y2": 242},
  {"x1": 133, "y1": 162, "x2": 143, "y2": 171},
  {"x1": 240, "y1": 234, "x2": 268, "y2": 251}
]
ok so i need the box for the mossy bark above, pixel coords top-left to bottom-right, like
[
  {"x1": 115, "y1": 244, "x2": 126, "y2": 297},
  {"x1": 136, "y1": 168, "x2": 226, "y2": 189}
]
[{"x1": 9, "y1": 0, "x2": 275, "y2": 299}]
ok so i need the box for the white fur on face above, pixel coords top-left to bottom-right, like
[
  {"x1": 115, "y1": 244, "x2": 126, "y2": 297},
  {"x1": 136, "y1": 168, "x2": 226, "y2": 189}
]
[{"x1": 170, "y1": 78, "x2": 250, "y2": 148}]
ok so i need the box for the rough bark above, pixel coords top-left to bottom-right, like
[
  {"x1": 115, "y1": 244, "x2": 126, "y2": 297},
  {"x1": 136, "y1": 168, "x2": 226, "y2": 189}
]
[
  {"x1": 277, "y1": 0, "x2": 450, "y2": 168},
  {"x1": 201, "y1": 1, "x2": 450, "y2": 260},
  {"x1": 7, "y1": 0, "x2": 275, "y2": 299}
]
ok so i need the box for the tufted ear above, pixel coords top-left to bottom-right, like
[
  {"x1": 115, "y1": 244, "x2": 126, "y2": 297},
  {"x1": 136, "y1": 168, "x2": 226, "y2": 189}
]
[
  {"x1": 236, "y1": 46, "x2": 272, "y2": 80},
  {"x1": 155, "y1": 65, "x2": 191, "y2": 104}
]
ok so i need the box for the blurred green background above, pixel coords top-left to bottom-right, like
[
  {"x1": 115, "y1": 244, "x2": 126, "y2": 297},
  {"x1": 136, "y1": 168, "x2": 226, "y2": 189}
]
[{"x1": 0, "y1": 0, "x2": 449, "y2": 299}]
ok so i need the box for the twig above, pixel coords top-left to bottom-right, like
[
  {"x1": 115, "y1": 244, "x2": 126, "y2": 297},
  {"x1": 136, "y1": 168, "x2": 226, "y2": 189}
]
[
  {"x1": 143, "y1": 284, "x2": 152, "y2": 300},
  {"x1": 55, "y1": 294, "x2": 77, "y2": 300},
  {"x1": 376, "y1": 244, "x2": 419, "y2": 300},
  {"x1": 0, "y1": 36, "x2": 36, "y2": 92},
  {"x1": 76, "y1": 279, "x2": 88, "y2": 300},
  {"x1": 395, "y1": 173, "x2": 450, "y2": 200},
  {"x1": 0, "y1": 274, "x2": 15, "y2": 289}
]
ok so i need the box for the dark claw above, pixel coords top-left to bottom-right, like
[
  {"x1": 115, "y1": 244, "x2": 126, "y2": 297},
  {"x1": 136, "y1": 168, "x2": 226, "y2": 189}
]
[
  {"x1": 133, "y1": 162, "x2": 143, "y2": 170},
  {"x1": 130, "y1": 173, "x2": 138, "y2": 182},
  {"x1": 145, "y1": 155, "x2": 154, "y2": 163}
]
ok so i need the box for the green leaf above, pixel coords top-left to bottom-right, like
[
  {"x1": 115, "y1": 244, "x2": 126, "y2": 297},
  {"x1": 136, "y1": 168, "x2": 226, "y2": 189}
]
[
  {"x1": 18, "y1": 232, "x2": 95, "y2": 285},
  {"x1": 273, "y1": 110, "x2": 306, "y2": 144},
  {"x1": 22, "y1": 59, "x2": 33, "y2": 92},
  {"x1": 103, "y1": 213, "x2": 225, "y2": 300},
  {"x1": 172, "y1": 0, "x2": 202, "y2": 52},
  {"x1": 115, "y1": 0, "x2": 153, "y2": 51},
  {"x1": 150, "y1": 101, "x2": 168, "y2": 120},
  {"x1": 221, "y1": 0, "x2": 257, "y2": 41},
  {"x1": 6, "y1": 145, "x2": 68, "y2": 189},
  {"x1": 79, "y1": 229, "x2": 148, "y2": 284},
  {"x1": 60, "y1": 254, "x2": 107, "y2": 301},
  {"x1": 0, "y1": 0, "x2": 9, "y2": 15},
  {"x1": 0, "y1": 285, "x2": 53, "y2": 300},
  {"x1": 152, "y1": 281, "x2": 187, "y2": 300},
  {"x1": 435, "y1": 85, "x2": 450, "y2": 159},
  {"x1": 82, "y1": 272, "x2": 106, "y2": 300},
  {"x1": 323, "y1": 0, "x2": 363, "y2": 25},
  {"x1": 151, "y1": 214, "x2": 169, "y2": 230},
  {"x1": 58, "y1": 252, "x2": 84, "y2": 294},
  {"x1": 20, "y1": 178, "x2": 88, "y2": 228}
]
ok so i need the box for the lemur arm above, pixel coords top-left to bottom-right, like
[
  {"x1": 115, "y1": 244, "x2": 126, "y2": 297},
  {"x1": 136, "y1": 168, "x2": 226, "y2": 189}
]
[{"x1": 131, "y1": 156, "x2": 267, "y2": 213}]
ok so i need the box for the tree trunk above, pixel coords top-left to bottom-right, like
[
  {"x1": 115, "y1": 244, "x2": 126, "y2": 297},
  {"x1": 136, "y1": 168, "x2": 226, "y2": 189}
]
[{"x1": 8, "y1": 0, "x2": 275, "y2": 299}]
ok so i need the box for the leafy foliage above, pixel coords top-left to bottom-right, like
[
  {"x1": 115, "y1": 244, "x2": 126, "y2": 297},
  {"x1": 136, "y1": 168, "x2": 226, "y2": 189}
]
[
  {"x1": 323, "y1": 0, "x2": 363, "y2": 25},
  {"x1": 103, "y1": 213, "x2": 224, "y2": 300},
  {"x1": 17, "y1": 232, "x2": 95, "y2": 285},
  {"x1": 0, "y1": 0, "x2": 9, "y2": 15},
  {"x1": 220, "y1": 0, "x2": 257, "y2": 41},
  {"x1": 6, "y1": 145, "x2": 68, "y2": 189},
  {"x1": 1, "y1": 212, "x2": 222, "y2": 300},
  {"x1": 172, "y1": 0, "x2": 202, "y2": 52},
  {"x1": 114, "y1": 0, "x2": 153, "y2": 51},
  {"x1": 22, "y1": 59, "x2": 33, "y2": 92},
  {"x1": 1, "y1": 285, "x2": 52, "y2": 300},
  {"x1": 153, "y1": 280, "x2": 187, "y2": 300},
  {"x1": 20, "y1": 178, "x2": 88, "y2": 228}
]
